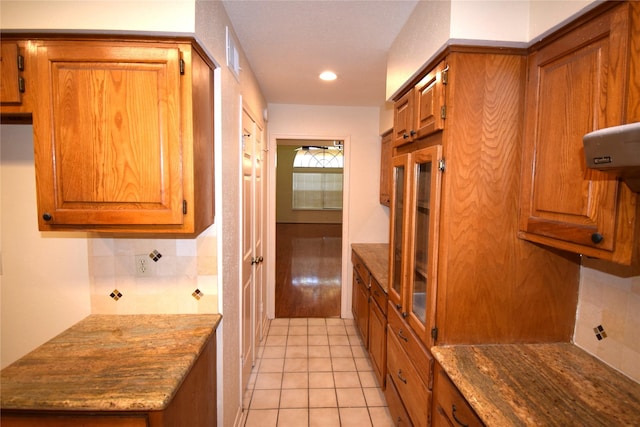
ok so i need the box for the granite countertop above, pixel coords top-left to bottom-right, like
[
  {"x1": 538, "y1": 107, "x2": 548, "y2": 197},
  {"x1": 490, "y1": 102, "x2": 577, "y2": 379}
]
[
  {"x1": 432, "y1": 343, "x2": 640, "y2": 426},
  {"x1": 1, "y1": 314, "x2": 222, "y2": 412},
  {"x1": 351, "y1": 243, "x2": 389, "y2": 292}
]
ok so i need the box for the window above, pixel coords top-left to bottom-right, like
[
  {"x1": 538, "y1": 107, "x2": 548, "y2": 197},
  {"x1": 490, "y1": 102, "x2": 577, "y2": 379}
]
[{"x1": 292, "y1": 145, "x2": 343, "y2": 210}]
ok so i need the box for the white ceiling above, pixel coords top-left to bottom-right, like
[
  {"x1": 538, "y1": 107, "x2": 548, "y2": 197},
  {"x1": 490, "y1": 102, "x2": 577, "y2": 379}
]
[{"x1": 221, "y1": 0, "x2": 419, "y2": 107}]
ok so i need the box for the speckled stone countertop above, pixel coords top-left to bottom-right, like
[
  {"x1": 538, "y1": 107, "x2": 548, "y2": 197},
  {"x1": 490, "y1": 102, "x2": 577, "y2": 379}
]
[
  {"x1": 1, "y1": 314, "x2": 222, "y2": 412},
  {"x1": 351, "y1": 243, "x2": 389, "y2": 293},
  {"x1": 432, "y1": 343, "x2": 640, "y2": 426}
]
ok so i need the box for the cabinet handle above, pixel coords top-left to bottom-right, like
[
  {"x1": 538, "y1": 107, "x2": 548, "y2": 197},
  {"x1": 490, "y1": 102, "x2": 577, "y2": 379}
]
[
  {"x1": 42, "y1": 213, "x2": 52, "y2": 221},
  {"x1": 397, "y1": 369, "x2": 407, "y2": 384},
  {"x1": 452, "y1": 404, "x2": 469, "y2": 427},
  {"x1": 398, "y1": 328, "x2": 409, "y2": 342},
  {"x1": 591, "y1": 233, "x2": 604, "y2": 244}
]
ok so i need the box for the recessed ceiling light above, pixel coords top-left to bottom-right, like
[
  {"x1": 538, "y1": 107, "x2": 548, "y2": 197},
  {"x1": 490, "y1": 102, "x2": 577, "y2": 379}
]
[{"x1": 319, "y1": 71, "x2": 337, "y2": 81}]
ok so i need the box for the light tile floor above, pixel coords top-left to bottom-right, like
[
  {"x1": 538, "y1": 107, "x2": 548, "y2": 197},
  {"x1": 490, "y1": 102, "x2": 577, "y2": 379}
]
[{"x1": 242, "y1": 318, "x2": 394, "y2": 427}]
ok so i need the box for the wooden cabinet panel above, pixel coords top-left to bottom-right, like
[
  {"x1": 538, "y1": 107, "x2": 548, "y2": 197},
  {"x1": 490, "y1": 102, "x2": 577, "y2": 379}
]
[
  {"x1": 433, "y1": 364, "x2": 483, "y2": 427},
  {"x1": 370, "y1": 276, "x2": 387, "y2": 317},
  {"x1": 384, "y1": 373, "x2": 412, "y2": 427},
  {"x1": 352, "y1": 268, "x2": 370, "y2": 347},
  {"x1": 379, "y1": 129, "x2": 392, "y2": 206},
  {"x1": 392, "y1": 90, "x2": 414, "y2": 147},
  {"x1": 0, "y1": 42, "x2": 22, "y2": 105},
  {"x1": 387, "y1": 324, "x2": 431, "y2": 427},
  {"x1": 392, "y1": 61, "x2": 446, "y2": 148},
  {"x1": 519, "y1": 2, "x2": 639, "y2": 264},
  {"x1": 388, "y1": 153, "x2": 409, "y2": 311},
  {"x1": 2, "y1": 415, "x2": 148, "y2": 427},
  {"x1": 35, "y1": 42, "x2": 183, "y2": 227},
  {"x1": 414, "y1": 62, "x2": 446, "y2": 140},
  {"x1": 368, "y1": 298, "x2": 387, "y2": 389},
  {"x1": 1, "y1": 40, "x2": 35, "y2": 120},
  {"x1": 28, "y1": 38, "x2": 215, "y2": 235},
  {"x1": 389, "y1": 146, "x2": 442, "y2": 349},
  {"x1": 387, "y1": 302, "x2": 433, "y2": 388}
]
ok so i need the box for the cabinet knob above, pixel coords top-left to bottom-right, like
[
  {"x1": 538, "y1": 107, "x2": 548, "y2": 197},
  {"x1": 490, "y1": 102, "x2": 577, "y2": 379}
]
[
  {"x1": 410, "y1": 130, "x2": 417, "y2": 136},
  {"x1": 396, "y1": 303, "x2": 402, "y2": 310},
  {"x1": 42, "y1": 213, "x2": 52, "y2": 221},
  {"x1": 403, "y1": 133, "x2": 410, "y2": 139},
  {"x1": 402, "y1": 311, "x2": 408, "y2": 318},
  {"x1": 591, "y1": 233, "x2": 604, "y2": 244}
]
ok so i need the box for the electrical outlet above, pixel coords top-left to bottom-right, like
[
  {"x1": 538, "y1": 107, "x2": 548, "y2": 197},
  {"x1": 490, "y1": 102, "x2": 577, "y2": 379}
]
[{"x1": 135, "y1": 254, "x2": 156, "y2": 277}]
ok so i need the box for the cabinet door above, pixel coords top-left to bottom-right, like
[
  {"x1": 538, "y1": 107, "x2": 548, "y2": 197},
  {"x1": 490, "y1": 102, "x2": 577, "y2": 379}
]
[
  {"x1": 379, "y1": 130, "x2": 392, "y2": 206},
  {"x1": 34, "y1": 41, "x2": 184, "y2": 228},
  {"x1": 353, "y1": 269, "x2": 370, "y2": 347},
  {"x1": 406, "y1": 146, "x2": 442, "y2": 348},
  {"x1": 393, "y1": 90, "x2": 414, "y2": 147},
  {"x1": 519, "y1": 4, "x2": 630, "y2": 255},
  {"x1": 0, "y1": 42, "x2": 22, "y2": 105},
  {"x1": 389, "y1": 154, "x2": 410, "y2": 310},
  {"x1": 414, "y1": 61, "x2": 446, "y2": 139},
  {"x1": 368, "y1": 299, "x2": 387, "y2": 389}
]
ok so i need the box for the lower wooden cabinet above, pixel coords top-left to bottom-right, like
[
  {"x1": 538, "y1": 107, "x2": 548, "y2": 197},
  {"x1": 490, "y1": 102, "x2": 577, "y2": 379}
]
[
  {"x1": 368, "y1": 286, "x2": 387, "y2": 388},
  {"x1": 352, "y1": 260, "x2": 370, "y2": 347},
  {"x1": 433, "y1": 363, "x2": 483, "y2": 427},
  {"x1": 384, "y1": 373, "x2": 412, "y2": 426},
  {"x1": 387, "y1": 322, "x2": 432, "y2": 426},
  {"x1": 351, "y1": 249, "x2": 388, "y2": 389}
]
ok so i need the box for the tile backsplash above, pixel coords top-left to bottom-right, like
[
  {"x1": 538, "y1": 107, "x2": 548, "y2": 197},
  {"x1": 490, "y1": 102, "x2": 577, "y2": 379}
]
[
  {"x1": 574, "y1": 260, "x2": 640, "y2": 383},
  {"x1": 88, "y1": 231, "x2": 218, "y2": 315}
]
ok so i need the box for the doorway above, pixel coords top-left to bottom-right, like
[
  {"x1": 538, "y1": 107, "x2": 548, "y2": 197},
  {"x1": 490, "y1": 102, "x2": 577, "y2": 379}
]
[{"x1": 274, "y1": 140, "x2": 344, "y2": 318}]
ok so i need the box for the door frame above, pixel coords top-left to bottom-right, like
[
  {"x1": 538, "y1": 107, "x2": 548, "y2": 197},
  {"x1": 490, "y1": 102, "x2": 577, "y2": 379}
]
[{"x1": 266, "y1": 133, "x2": 352, "y2": 319}]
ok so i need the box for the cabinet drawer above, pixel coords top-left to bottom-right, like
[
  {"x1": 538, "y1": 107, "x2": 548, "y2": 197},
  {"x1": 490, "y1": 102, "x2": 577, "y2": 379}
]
[
  {"x1": 370, "y1": 276, "x2": 387, "y2": 315},
  {"x1": 351, "y1": 252, "x2": 370, "y2": 287},
  {"x1": 384, "y1": 373, "x2": 412, "y2": 427},
  {"x1": 434, "y1": 366, "x2": 483, "y2": 427},
  {"x1": 387, "y1": 326, "x2": 431, "y2": 427},
  {"x1": 1, "y1": 414, "x2": 148, "y2": 427},
  {"x1": 387, "y1": 302, "x2": 433, "y2": 388}
]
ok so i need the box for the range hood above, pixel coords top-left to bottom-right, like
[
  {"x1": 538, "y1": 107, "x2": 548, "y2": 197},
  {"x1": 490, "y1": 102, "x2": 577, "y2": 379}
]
[{"x1": 583, "y1": 122, "x2": 640, "y2": 192}]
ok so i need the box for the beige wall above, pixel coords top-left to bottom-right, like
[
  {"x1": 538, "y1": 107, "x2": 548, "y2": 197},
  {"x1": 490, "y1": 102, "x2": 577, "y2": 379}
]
[
  {"x1": 1, "y1": 125, "x2": 91, "y2": 368},
  {"x1": 386, "y1": 0, "x2": 599, "y2": 100}
]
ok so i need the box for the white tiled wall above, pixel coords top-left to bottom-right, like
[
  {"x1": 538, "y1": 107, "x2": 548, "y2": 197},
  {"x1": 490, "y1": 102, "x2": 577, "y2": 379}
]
[
  {"x1": 574, "y1": 261, "x2": 640, "y2": 383},
  {"x1": 88, "y1": 231, "x2": 218, "y2": 314}
]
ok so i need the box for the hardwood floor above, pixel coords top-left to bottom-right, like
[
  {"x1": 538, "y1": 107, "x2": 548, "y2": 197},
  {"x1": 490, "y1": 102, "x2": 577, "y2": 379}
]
[{"x1": 275, "y1": 223, "x2": 342, "y2": 318}]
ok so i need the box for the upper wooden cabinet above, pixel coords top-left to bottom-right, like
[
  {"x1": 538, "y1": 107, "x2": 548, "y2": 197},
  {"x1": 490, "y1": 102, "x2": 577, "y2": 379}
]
[
  {"x1": 14, "y1": 37, "x2": 215, "y2": 235},
  {"x1": 392, "y1": 61, "x2": 447, "y2": 148},
  {"x1": 379, "y1": 129, "x2": 392, "y2": 206},
  {"x1": 519, "y1": 1, "x2": 640, "y2": 265},
  {"x1": 0, "y1": 42, "x2": 23, "y2": 105},
  {"x1": 1, "y1": 40, "x2": 35, "y2": 119}
]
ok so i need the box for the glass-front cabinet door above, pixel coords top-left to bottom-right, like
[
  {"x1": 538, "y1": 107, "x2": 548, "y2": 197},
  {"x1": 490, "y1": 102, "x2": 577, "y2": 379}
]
[
  {"x1": 406, "y1": 146, "x2": 442, "y2": 347},
  {"x1": 388, "y1": 154, "x2": 410, "y2": 310}
]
